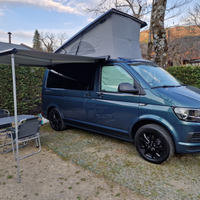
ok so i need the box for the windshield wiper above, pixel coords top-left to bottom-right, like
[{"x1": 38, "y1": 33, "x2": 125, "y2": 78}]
[
  {"x1": 180, "y1": 84, "x2": 187, "y2": 86},
  {"x1": 151, "y1": 85, "x2": 177, "y2": 89}
]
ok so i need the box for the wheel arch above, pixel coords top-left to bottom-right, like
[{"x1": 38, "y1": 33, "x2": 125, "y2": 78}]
[
  {"x1": 130, "y1": 118, "x2": 176, "y2": 152},
  {"x1": 48, "y1": 106, "x2": 66, "y2": 131},
  {"x1": 47, "y1": 105, "x2": 63, "y2": 120}
]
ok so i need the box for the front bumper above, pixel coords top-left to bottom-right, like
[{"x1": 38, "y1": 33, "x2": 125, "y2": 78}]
[{"x1": 178, "y1": 132, "x2": 200, "y2": 152}]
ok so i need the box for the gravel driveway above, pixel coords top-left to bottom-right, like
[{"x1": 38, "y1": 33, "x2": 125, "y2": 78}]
[{"x1": 0, "y1": 140, "x2": 147, "y2": 200}]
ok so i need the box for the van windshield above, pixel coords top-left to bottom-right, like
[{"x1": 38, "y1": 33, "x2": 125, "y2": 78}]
[{"x1": 129, "y1": 62, "x2": 182, "y2": 88}]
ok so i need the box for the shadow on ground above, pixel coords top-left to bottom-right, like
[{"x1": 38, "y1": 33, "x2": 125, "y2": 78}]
[{"x1": 40, "y1": 124, "x2": 200, "y2": 200}]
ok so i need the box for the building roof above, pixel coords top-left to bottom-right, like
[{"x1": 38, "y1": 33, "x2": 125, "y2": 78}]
[{"x1": 0, "y1": 41, "x2": 34, "y2": 52}]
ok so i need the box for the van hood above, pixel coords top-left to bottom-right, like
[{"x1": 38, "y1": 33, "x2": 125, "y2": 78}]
[{"x1": 153, "y1": 85, "x2": 200, "y2": 108}]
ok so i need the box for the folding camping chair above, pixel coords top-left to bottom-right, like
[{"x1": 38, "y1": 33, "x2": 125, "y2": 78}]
[
  {"x1": 4, "y1": 117, "x2": 41, "y2": 160},
  {"x1": 0, "y1": 109, "x2": 13, "y2": 152},
  {"x1": 0, "y1": 109, "x2": 12, "y2": 135}
]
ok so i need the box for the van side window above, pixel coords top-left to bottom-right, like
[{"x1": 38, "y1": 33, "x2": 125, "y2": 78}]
[
  {"x1": 46, "y1": 71, "x2": 65, "y2": 89},
  {"x1": 46, "y1": 70, "x2": 93, "y2": 90},
  {"x1": 101, "y1": 65, "x2": 133, "y2": 92}
]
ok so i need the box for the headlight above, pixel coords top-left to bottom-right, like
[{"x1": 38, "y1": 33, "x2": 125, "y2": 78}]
[{"x1": 174, "y1": 107, "x2": 200, "y2": 122}]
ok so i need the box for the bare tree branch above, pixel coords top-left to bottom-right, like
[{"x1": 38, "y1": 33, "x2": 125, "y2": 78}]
[
  {"x1": 182, "y1": 3, "x2": 200, "y2": 28},
  {"x1": 39, "y1": 31, "x2": 68, "y2": 53},
  {"x1": 84, "y1": 0, "x2": 151, "y2": 19},
  {"x1": 85, "y1": 0, "x2": 192, "y2": 21},
  {"x1": 164, "y1": 0, "x2": 192, "y2": 21}
]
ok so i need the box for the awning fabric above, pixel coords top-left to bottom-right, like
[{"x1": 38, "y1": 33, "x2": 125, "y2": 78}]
[{"x1": 0, "y1": 48, "x2": 106, "y2": 67}]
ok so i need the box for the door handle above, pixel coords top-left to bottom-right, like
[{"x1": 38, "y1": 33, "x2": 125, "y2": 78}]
[
  {"x1": 85, "y1": 92, "x2": 92, "y2": 97},
  {"x1": 97, "y1": 93, "x2": 104, "y2": 98}
]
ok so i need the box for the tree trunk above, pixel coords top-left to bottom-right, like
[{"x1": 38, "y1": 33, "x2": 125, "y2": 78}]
[
  {"x1": 149, "y1": 0, "x2": 168, "y2": 68},
  {"x1": 147, "y1": 0, "x2": 154, "y2": 60}
]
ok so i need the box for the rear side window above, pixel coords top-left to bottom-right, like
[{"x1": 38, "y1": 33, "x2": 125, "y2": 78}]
[
  {"x1": 46, "y1": 71, "x2": 65, "y2": 89},
  {"x1": 46, "y1": 70, "x2": 92, "y2": 90}
]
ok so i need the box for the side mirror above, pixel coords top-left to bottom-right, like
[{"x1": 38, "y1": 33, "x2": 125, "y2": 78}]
[{"x1": 118, "y1": 83, "x2": 139, "y2": 94}]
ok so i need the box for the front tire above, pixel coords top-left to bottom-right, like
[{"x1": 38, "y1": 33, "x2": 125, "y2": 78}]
[
  {"x1": 134, "y1": 124, "x2": 174, "y2": 164},
  {"x1": 49, "y1": 108, "x2": 66, "y2": 131}
]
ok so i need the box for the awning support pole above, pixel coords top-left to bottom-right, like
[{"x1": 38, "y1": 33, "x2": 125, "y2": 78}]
[{"x1": 11, "y1": 54, "x2": 20, "y2": 183}]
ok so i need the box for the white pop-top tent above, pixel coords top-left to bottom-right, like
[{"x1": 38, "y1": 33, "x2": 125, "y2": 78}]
[{"x1": 56, "y1": 8, "x2": 147, "y2": 59}]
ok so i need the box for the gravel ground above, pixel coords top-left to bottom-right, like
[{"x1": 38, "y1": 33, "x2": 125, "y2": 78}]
[
  {"x1": 0, "y1": 136, "x2": 147, "y2": 200},
  {"x1": 40, "y1": 124, "x2": 200, "y2": 200}
]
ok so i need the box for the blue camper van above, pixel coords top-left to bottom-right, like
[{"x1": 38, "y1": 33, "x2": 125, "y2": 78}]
[{"x1": 42, "y1": 59, "x2": 200, "y2": 164}]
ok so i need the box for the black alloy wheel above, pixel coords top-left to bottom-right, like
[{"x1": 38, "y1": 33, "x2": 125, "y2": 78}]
[
  {"x1": 135, "y1": 124, "x2": 174, "y2": 164},
  {"x1": 49, "y1": 108, "x2": 66, "y2": 131}
]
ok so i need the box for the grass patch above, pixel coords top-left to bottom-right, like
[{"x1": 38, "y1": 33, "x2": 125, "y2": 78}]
[
  {"x1": 7, "y1": 175, "x2": 13, "y2": 179},
  {"x1": 40, "y1": 124, "x2": 200, "y2": 200}
]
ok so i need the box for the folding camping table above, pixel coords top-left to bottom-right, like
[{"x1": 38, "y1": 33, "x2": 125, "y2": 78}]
[{"x1": 0, "y1": 115, "x2": 36, "y2": 127}]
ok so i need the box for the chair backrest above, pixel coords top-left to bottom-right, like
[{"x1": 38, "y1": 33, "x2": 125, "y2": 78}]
[
  {"x1": 0, "y1": 109, "x2": 12, "y2": 130},
  {"x1": 18, "y1": 117, "x2": 40, "y2": 139},
  {"x1": 0, "y1": 109, "x2": 10, "y2": 118}
]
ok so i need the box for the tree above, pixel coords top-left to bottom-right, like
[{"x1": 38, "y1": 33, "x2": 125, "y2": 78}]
[
  {"x1": 85, "y1": 0, "x2": 151, "y2": 19},
  {"x1": 32, "y1": 30, "x2": 43, "y2": 51},
  {"x1": 39, "y1": 31, "x2": 68, "y2": 53},
  {"x1": 150, "y1": 0, "x2": 168, "y2": 68},
  {"x1": 147, "y1": 0, "x2": 192, "y2": 67},
  {"x1": 168, "y1": 4, "x2": 200, "y2": 66},
  {"x1": 167, "y1": 26, "x2": 200, "y2": 66},
  {"x1": 183, "y1": 3, "x2": 200, "y2": 28}
]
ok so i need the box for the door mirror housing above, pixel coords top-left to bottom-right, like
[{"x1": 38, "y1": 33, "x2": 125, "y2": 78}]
[{"x1": 118, "y1": 83, "x2": 139, "y2": 94}]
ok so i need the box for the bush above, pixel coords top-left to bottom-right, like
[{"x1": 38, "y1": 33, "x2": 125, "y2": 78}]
[
  {"x1": 0, "y1": 64, "x2": 45, "y2": 115},
  {"x1": 167, "y1": 66, "x2": 200, "y2": 89}
]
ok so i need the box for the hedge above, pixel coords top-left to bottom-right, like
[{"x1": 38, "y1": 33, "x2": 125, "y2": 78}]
[
  {"x1": 167, "y1": 66, "x2": 200, "y2": 89},
  {"x1": 1, "y1": 64, "x2": 200, "y2": 116},
  {"x1": 0, "y1": 64, "x2": 45, "y2": 115}
]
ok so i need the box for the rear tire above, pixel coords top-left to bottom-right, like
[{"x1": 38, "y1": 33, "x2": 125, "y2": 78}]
[
  {"x1": 134, "y1": 124, "x2": 174, "y2": 164},
  {"x1": 49, "y1": 108, "x2": 66, "y2": 131}
]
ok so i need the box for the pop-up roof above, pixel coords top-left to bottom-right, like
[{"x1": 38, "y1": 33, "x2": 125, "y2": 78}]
[{"x1": 56, "y1": 9, "x2": 147, "y2": 59}]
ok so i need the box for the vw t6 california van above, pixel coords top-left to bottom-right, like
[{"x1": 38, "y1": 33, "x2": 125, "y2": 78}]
[{"x1": 42, "y1": 59, "x2": 200, "y2": 164}]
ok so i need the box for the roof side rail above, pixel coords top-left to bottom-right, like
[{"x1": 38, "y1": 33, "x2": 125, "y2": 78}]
[
  {"x1": 97, "y1": 55, "x2": 110, "y2": 61},
  {"x1": 118, "y1": 57, "x2": 153, "y2": 63},
  {"x1": 118, "y1": 57, "x2": 132, "y2": 62}
]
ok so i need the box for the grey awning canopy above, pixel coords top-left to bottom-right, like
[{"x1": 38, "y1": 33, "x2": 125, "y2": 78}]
[{"x1": 0, "y1": 48, "x2": 106, "y2": 67}]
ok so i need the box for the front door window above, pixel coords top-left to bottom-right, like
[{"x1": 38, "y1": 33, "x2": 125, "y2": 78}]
[{"x1": 101, "y1": 65, "x2": 133, "y2": 92}]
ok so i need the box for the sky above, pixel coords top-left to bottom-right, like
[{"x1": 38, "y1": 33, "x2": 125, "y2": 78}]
[{"x1": 0, "y1": 0, "x2": 199, "y2": 48}]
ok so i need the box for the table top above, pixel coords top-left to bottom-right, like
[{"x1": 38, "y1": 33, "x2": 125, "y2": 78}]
[{"x1": 0, "y1": 115, "x2": 36, "y2": 126}]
